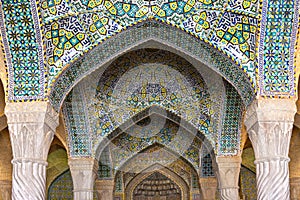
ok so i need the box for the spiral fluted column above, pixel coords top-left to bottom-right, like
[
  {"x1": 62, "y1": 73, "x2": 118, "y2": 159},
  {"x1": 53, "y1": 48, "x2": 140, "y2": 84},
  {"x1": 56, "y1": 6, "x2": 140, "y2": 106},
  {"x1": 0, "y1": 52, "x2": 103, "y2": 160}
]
[
  {"x1": 245, "y1": 99, "x2": 296, "y2": 200},
  {"x1": 216, "y1": 156, "x2": 241, "y2": 200},
  {"x1": 5, "y1": 102, "x2": 59, "y2": 200},
  {"x1": 69, "y1": 158, "x2": 98, "y2": 200}
]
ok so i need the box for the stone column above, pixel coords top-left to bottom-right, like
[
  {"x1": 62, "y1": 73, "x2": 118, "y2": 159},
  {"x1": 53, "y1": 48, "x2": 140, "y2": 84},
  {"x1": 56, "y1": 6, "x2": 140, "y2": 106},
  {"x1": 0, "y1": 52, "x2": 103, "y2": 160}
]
[
  {"x1": 0, "y1": 180, "x2": 12, "y2": 200},
  {"x1": 5, "y1": 102, "x2": 59, "y2": 200},
  {"x1": 199, "y1": 177, "x2": 217, "y2": 200},
  {"x1": 95, "y1": 179, "x2": 114, "y2": 200},
  {"x1": 69, "y1": 158, "x2": 98, "y2": 200},
  {"x1": 244, "y1": 99, "x2": 296, "y2": 200},
  {"x1": 216, "y1": 156, "x2": 241, "y2": 200}
]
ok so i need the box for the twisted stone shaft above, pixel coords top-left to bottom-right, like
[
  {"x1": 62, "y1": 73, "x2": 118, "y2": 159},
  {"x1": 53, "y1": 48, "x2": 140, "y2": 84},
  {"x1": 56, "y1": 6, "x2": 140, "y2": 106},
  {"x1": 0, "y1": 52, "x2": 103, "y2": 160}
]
[
  {"x1": 220, "y1": 188, "x2": 240, "y2": 200},
  {"x1": 12, "y1": 161, "x2": 47, "y2": 200},
  {"x1": 256, "y1": 159, "x2": 290, "y2": 200}
]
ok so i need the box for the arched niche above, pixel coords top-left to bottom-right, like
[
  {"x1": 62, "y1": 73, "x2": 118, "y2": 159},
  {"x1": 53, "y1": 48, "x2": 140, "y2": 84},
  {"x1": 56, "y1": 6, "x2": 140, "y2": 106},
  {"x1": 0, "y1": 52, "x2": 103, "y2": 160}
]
[
  {"x1": 63, "y1": 48, "x2": 227, "y2": 158},
  {"x1": 95, "y1": 106, "x2": 214, "y2": 172},
  {"x1": 125, "y1": 164, "x2": 190, "y2": 200},
  {"x1": 133, "y1": 172, "x2": 181, "y2": 200},
  {"x1": 114, "y1": 143, "x2": 202, "y2": 195},
  {"x1": 48, "y1": 170, "x2": 73, "y2": 199},
  {"x1": 62, "y1": 48, "x2": 245, "y2": 162}
]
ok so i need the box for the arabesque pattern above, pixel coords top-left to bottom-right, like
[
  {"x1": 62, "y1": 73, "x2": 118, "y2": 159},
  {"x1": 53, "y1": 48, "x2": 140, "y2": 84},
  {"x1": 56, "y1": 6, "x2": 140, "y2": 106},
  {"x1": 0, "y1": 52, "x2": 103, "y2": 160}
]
[
  {"x1": 0, "y1": 0, "x2": 299, "y2": 104},
  {"x1": 42, "y1": 0, "x2": 258, "y2": 90}
]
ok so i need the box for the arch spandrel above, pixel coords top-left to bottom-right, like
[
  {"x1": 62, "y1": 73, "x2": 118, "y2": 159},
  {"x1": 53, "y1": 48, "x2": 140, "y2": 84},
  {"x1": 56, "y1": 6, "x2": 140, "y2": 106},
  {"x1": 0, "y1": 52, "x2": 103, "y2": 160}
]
[{"x1": 42, "y1": 0, "x2": 258, "y2": 75}]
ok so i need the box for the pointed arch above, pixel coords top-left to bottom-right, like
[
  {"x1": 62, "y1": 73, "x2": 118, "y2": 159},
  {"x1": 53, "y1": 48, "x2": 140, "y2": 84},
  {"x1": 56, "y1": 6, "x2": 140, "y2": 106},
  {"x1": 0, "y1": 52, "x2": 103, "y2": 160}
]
[
  {"x1": 94, "y1": 106, "x2": 215, "y2": 170},
  {"x1": 50, "y1": 21, "x2": 255, "y2": 112},
  {"x1": 125, "y1": 163, "x2": 190, "y2": 200}
]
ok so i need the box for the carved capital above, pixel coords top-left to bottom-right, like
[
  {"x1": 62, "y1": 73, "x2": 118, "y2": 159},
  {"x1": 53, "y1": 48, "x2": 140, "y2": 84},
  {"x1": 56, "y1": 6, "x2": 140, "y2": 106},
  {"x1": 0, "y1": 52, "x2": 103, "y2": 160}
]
[
  {"x1": 69, "y1": 158, "x2": 98, "y2": 200},
  {"x1": 245, "y1": 99, "x2": 296, "y2": 160},
  {"x1": 216, "y1": 156, "x2": 241, "y2": 200},
  {"x1": 216, "y1": 156, "x2": 241, "y2": 188},
  {"x1": 95, "y1": 179, "x2": 114, "y2": 200},
  {"x1": 245, "y1": 99, "x2": 296, "y2": 128},
  {"x1": 5, "y1": 102, "x2": 58, "y2": 130},
  {"x1": 244, "y1": 99, "x2": 296, "y2": 200},
  {"x1": 199, "y1": 177, "x2": 217, "y2": 200},
  {"x1": 5, "y1": 102, "x2": 59, "y2": 161}
]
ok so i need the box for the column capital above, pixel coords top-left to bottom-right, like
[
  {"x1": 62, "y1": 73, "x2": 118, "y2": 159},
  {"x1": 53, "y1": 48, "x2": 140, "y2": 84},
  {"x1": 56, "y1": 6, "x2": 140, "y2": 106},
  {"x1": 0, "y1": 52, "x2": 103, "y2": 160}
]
[
  {"x1": 95, "y1": 179, "x2": 114, "y2": 200},
  {"x1": 5, "y1": 101, "x2": 59, "y2": 131},
  {"x1": 5, "y1": 102, "x2": 59, "y2": 161},
  {"x1": 199, "y1": 177, "x2": 217, "y2": 200},
  {"x1": 245, "y1": 99, "x2": 296, "y2": 130},
  {"x1": 290, "y1": 177, "x2": 300, "y2": 200},
  {"x1": 0, "y1": 180, "x2": 11, "y2": 200},
  {"x1": 5, "y1": 102, "x2": 59, "y2": 200},
  {"x1": 69, "y1": 157, "x2": 99, "y2": 173},
  {"x1": 216, "y1": 156, "x2": 242, "y2": 166},
  {"x1": 216, "y1": 156, "x2": 241, "y2": 200},
  {"x1": 69, "y1": 157, "x2": 98, "y2": 200},
  {"x1": 244, "y1": 99, "x2": 296, "y2": 160},
  {"x1": 216, "y1": 156, "x2": 241, "y2": 189}
]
